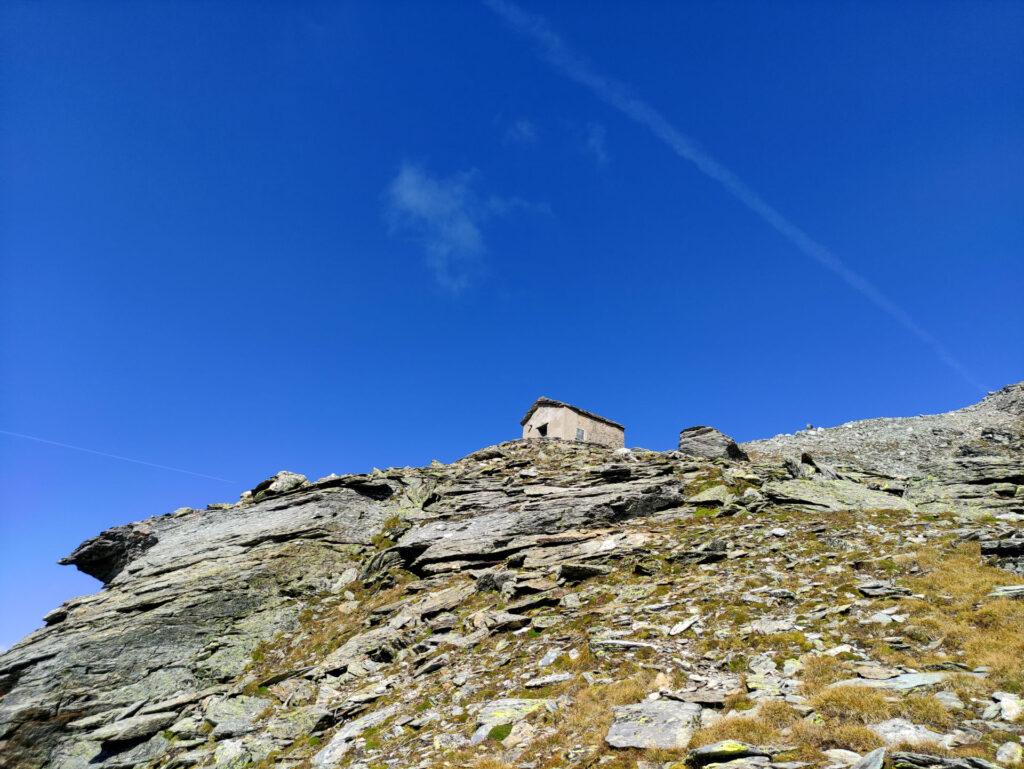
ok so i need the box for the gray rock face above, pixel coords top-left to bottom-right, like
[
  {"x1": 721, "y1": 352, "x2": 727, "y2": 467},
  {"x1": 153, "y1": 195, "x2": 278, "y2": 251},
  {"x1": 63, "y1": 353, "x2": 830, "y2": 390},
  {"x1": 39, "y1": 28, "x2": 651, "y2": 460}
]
[
  {"x1": 0, "y1": 482, "x2": 392, "y2": 769},
  {"x1": 205, "y1": 696, "x2": 270, "y2": 738},
  {"x1": 678, "y1": 426, "x2": 748, "y2": 461},
  {"x1": 604, "y1": 700, "x2": 702, "y2": 749}
]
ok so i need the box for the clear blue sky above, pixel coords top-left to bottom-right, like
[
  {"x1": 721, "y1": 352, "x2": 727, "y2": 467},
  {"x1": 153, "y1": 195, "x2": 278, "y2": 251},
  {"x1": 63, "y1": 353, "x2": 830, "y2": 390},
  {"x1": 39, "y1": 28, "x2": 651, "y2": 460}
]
[{"x1": 1, "y1": 1, "x2": 1021, "y2": 649}]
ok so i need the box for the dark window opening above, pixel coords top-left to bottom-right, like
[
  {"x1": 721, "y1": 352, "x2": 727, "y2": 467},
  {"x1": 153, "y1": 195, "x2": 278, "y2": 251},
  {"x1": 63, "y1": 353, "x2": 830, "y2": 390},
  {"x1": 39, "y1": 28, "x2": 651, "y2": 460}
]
[
  {"x1": 576, "y1": 428, "x2": 585, "y2": 442},
  {"x1": 537, "y1": 423, "x2": 548, "y2": 437}
]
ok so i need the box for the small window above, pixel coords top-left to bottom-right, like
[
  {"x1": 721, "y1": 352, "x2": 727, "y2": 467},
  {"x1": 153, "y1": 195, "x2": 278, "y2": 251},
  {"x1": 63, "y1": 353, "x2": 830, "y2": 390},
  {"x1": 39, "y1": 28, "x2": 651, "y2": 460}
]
[
  {"x1": 576, "y1": 428, "x2": 585, "y2": 442},
  {"x1": 537, "y1": 423, "x2": 548, "y2": 437}
]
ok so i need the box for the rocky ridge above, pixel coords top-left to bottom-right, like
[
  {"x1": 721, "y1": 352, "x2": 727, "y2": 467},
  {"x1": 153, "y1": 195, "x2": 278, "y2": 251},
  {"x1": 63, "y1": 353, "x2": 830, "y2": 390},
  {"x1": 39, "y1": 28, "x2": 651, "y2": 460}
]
[{"x1": 1, "y1": 383, "x2": 1022, "y2": 769}]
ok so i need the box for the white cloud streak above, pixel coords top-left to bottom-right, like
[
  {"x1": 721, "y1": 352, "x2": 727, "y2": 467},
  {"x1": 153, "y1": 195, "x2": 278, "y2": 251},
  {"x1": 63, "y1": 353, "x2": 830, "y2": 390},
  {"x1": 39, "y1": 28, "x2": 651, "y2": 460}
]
[
  {"x1": 483, "y1": 0, "x2": 985, "y2": 393},
  {"x1": 0, "y1": 429, "x2": 235, "y2": 483}
]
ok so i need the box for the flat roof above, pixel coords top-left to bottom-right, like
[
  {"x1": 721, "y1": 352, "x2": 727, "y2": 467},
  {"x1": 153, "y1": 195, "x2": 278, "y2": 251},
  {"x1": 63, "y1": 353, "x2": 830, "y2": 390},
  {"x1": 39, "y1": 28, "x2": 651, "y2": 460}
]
[{"x1": 520, "y1": 397, "x2": 625, "y2": 430}]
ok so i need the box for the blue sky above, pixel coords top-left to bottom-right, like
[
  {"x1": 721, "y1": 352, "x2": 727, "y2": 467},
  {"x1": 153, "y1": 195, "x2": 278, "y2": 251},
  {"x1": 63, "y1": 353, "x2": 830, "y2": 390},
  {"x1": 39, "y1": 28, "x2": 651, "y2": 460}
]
[{"x1": 1, "y1": 1, "x2": 1021, "y2": 649}]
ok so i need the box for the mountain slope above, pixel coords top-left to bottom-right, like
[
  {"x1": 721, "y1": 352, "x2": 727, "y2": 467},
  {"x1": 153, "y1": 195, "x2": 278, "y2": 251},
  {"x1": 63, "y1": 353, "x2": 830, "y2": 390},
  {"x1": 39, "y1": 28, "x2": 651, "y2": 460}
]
[{"x1": 1, "y1": 385, "x2": 1022, "y2": 769}]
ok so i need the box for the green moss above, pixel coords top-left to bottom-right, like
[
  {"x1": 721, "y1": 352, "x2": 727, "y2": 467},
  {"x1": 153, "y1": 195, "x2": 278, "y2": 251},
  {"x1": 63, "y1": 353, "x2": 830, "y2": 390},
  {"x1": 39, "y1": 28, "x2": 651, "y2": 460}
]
[
  {"x1": 363, "y1": 726, "x2": 382, "y2": 750},
  {"x1": 487, "y1": 723, "x2": 513, "y2": 742}
]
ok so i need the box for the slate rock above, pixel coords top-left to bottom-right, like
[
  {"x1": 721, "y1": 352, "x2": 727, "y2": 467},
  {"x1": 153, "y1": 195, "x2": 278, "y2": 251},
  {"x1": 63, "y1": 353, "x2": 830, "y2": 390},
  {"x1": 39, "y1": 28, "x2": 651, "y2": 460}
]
[
  {"x1": 470, "y1": 698, "x2": 553, "y2": 745},
  {"x1": 994, "y1": 691, "x2": 1024, "y2": 721},
  {"x1": 871, "y1": 718, "x2": 951, "y2": 747},
  {"x1": 824, "y1": 749, "x2": 867, "y2": 767},
  {"x1": 249, "y1": 470, "x2": 307, "y2": 500},
  {"x1": 890, "y1": 752, "x2": 1002, "y2": 769},
  {"x1": 205, "y1": 696, "x2": 271, "y2": 738},
  {"x1": 850, "y1": 748, "x2": 887, "y2": 769},
  {"x1": 312, "y1": 704, "x2": 399, "y2": 766},
  {"x1": 829, "y1": 672, "x2": 949, "y2": 692},
  {"x1": 688, "y1": 740, "x2": 772, "y2": 765},
  {"x1": 678, "y1": 426, "x2": 749, "y2": 461},
  {"x1": 89, "y1": 711, "x2": 178, "y2": 743},
  {"x1": 604, "y1": 699, "x2": 702, "y2": 749},
  {"x1": 988, "y1": 585, "x2": 1024, "y2": 600},
  {"x1": 996, "y1": 742, "x2": 1023, "y2": 766}
]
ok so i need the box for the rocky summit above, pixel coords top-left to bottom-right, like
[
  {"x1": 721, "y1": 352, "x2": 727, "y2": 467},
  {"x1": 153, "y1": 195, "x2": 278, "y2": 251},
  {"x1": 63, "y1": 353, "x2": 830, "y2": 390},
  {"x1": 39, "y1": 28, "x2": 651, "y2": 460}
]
[{"x1": 2, "y1": 384, "x2": 1023, "y2": 769}]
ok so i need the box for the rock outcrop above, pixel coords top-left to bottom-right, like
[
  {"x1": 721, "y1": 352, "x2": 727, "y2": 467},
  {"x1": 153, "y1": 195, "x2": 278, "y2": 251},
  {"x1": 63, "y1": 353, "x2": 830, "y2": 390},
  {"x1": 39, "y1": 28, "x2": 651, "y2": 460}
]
[
  {"x1": 1, "y1": 384, "x2": 1022, "y2": 769},
  {"x1": 678, "y1": 426, "x2": 749, "y2": 461}
]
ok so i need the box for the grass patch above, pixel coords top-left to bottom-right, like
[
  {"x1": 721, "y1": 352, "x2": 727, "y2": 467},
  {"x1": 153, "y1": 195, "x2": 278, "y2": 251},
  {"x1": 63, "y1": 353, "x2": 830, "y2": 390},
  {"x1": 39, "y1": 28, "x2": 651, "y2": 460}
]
[
  {"x1": 799, "y1": 655, "x2": 849, "y2": 694},
  {"x1": 789, "y1": 720, "x2": 884, "y2": 751},
  {"x1": 809, "y1": 686, "x2": 891, "y2": 723},
  {"x1": 688, "y1": 714, "x2": 781, "y2": 747},
  {"x1": 890, "y1": 546, "x2": 1024, "y2": 691},
  {"x1": 895, "y1": 695, "x2": 954, "y2": 730}
]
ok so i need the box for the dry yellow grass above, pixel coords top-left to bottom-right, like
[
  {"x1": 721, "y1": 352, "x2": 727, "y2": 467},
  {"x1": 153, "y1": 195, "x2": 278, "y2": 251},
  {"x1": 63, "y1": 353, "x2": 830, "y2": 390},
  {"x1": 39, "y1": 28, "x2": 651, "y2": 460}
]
[
  {"x1": 799, "y1": 655, "x2": 850, "y2": 694},
  {"x1": 468, "y1": 759, "x2": 516, "y2": 769},
  {"x1": 789, "y1": 720, "x2": 885, "y2": 751},
  {"x1": 895, "y1": 695, "x2": 954, "y2": 730},
  {"x1": 688, "y1": 715, "x2": 781, "y2": 747},
  {"x1": 901, "y1": 547, "x2": 1024, "y2": 691},
  {"x1": 809, "y1": 686, "x2": 892, "y2": 723},
  {"x1": 757, "y1": 700, "x2": 802, "y2": 728}
]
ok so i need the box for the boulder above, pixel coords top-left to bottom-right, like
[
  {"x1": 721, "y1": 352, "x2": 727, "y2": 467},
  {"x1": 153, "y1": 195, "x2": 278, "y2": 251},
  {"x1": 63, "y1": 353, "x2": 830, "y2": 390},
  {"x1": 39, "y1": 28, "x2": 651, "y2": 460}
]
[
  {"x1": 851, "y1": 748, "x2": 887, "y2": 769},
  {"x1": 604, "y1": 699, "x2": 702, "y2": 749},
  {"x1": 871, "y1": 718, "x2": 952, "y2": 747},
  {"x1": 993, "y1": 691, "x2": 1024, "y2": 721},
  {"x1": 248, "y1": 470, "x2": 307, "y2": 500},
  {"x1": 678, "y1": 426, "x2": 748, "y2": 461},
  {"x1": 996, "y1": 742, "x2": 1023, "y2": 766}
]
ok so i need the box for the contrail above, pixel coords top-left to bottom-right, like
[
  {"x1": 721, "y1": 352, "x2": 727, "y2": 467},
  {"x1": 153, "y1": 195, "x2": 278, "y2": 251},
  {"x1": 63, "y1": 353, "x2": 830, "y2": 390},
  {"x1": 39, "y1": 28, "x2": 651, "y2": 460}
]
[
  {"x1": 483, "y1": 0, "x2": 986, "y2": 394},
  {"x1": 0, "y1": 429, "x2": 235, "y2": 484}
]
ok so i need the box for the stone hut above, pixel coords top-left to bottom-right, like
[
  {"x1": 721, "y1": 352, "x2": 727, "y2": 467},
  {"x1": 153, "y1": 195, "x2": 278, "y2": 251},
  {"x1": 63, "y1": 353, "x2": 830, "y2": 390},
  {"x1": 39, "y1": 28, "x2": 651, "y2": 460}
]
[{"x1": 520, "y1": 397, "x2": 625, "y2": 448}]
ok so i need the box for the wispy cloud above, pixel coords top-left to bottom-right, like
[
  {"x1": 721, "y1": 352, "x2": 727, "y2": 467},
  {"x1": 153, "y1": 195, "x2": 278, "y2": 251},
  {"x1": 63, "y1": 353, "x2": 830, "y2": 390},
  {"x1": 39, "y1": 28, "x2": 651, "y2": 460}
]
[
  {"x1": 583, "y1": 122, "x2": 608, "y2": 164},
  {"x1": 483, "y1": 0, "x2": 985, "y2": 393},
  {"x1": 504, "y1": 117, "x2": 539, "y2": 144},
  {"x1": 386, "y1": 165, "x2": 482, "y2": 292},
  {"x1": 0, "y1": 429, "x2": 235, "y2": 483},
  {"x1": 385, "y1": 163, "x2": 545, "y2": 292}
]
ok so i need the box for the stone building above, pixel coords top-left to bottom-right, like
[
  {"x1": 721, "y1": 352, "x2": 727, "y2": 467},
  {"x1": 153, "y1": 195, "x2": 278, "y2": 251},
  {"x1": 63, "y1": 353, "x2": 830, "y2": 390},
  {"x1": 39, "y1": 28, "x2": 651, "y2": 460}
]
[{"x1": 520, "y1": 397, "x2": 625, "y2": 448}]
